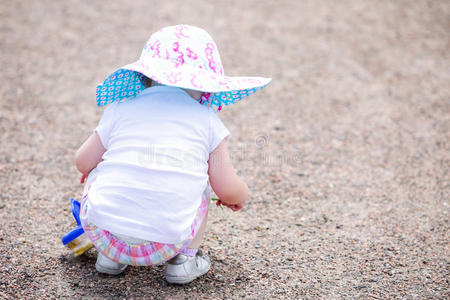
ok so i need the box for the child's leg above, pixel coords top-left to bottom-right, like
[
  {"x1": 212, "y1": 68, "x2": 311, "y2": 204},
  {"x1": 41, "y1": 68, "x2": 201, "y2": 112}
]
[
  {"x1": 186, "y1": 210, "x2": 208, "y2": 249},
  {"x1": 165, "y1": 211, "x2": 211, "y2": 284}
]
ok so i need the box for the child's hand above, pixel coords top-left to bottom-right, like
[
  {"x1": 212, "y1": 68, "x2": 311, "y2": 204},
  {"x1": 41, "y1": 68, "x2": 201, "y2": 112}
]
[
  {"x1": 216, "y1": 199, "x2": 245, "y2": 211},
  {"x1": 80, "y1": 174, "x2": 89, "y2": 184}
]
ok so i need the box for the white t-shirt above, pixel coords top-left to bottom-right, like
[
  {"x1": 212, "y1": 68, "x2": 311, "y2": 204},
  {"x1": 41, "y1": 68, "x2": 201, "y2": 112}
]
[{"x1": 86, "y1": 86, "x2": 230, "y2": 244}]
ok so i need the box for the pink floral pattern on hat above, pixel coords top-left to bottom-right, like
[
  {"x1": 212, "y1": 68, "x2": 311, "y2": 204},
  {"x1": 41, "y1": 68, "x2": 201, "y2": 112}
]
[{"x1": 96, "y1": 25, "x2": 271, "y2": 110}]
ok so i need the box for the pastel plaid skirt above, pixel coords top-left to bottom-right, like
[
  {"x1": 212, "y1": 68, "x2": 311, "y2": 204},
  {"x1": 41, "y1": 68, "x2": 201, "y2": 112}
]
[{"x1": 79, "y1": 174, "x2": 209, "y2": 266}]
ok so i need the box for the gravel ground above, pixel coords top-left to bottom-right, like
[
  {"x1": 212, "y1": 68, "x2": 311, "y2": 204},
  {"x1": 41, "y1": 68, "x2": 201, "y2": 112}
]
[{"x1": 0, "y1": 0, "x2": 449, "y2": 299}]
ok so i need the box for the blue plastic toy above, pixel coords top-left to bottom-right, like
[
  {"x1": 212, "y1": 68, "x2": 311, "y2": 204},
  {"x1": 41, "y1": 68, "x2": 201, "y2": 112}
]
[{"x1": 61, "y1": 198, "x2": 93, "y2": 256}]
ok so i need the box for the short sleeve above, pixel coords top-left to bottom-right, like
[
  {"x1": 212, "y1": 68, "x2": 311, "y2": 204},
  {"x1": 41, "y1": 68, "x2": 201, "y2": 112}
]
[
  {"x1": 208, "y1": 109, "x2": 231, "y2": 153},
  {"x1": 95, "y1": 102, "x2": 118, "y2": 149}
]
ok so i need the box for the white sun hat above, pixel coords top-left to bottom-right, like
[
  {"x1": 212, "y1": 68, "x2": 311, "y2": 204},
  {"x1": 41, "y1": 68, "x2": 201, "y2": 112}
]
[{"x1": 96, "y1": 24, "x2": 271, "y2": 111}]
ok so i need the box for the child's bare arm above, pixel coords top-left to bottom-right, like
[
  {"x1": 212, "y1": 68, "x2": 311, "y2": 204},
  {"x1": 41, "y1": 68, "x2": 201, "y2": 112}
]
[
  {"x1": 75, "y1": 131, "x2": 106, "y2": 175},
  {"x1": 208, "y1": 139, "x2": 249, "y2": 210}
]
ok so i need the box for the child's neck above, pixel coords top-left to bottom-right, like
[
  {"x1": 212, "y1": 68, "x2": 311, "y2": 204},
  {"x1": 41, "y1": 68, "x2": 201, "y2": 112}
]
[
  {"x1": 183, "y1": 89, "x2": 204, "y2": 101},
  {"x1": 151, "y1": 82, "x2": 203, "y2": 101}
]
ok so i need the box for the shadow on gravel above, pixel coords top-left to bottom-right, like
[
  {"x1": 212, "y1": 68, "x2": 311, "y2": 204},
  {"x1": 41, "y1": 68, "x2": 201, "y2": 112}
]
[{"x1": 57, "y1": 249, "x2": 249, "y2": 298}]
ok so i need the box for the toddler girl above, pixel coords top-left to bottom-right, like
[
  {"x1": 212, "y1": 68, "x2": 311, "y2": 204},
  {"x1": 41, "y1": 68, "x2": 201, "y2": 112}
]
[{"x1": 75, "y1": 24, "x2": 271, "y2": 284}]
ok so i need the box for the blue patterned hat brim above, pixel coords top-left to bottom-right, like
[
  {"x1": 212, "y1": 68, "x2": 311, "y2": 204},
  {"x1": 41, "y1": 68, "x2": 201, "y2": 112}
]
[
  {"x1": 96, "y1": 69, "x2": 145, "y2": 107},
  {"x1": 96, "y1": 68, "x2": 271, "y2": 110}
]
